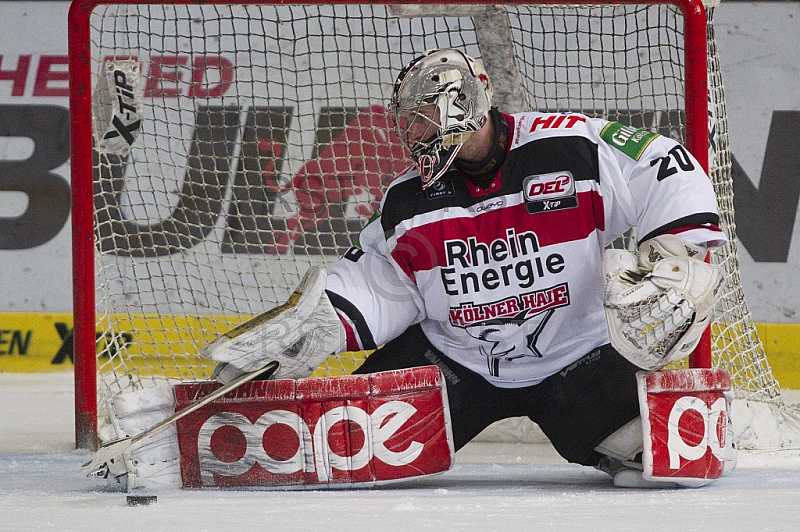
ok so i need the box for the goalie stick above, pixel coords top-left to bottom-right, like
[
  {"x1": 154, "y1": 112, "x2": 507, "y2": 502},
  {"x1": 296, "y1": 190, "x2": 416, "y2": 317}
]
[{"x1": 81, "y1": 361, "x2": 279, "y2": 475}]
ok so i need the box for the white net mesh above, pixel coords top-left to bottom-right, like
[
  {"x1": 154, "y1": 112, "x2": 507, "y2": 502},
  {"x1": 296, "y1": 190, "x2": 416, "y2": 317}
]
[{"x1": 73, "y1": 1, "x2": 798, "y2": 447}]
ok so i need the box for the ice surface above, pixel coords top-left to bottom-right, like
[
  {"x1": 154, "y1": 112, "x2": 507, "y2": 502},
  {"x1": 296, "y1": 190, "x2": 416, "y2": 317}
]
[{"x1": 2, "y1": 373, "x2": 800, "y2": 531}]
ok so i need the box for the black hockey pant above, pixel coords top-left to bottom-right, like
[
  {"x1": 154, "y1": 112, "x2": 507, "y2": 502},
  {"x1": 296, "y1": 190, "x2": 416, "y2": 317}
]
[{"x1": 353, "y1": 324, "x2": 642, "y2": 466}]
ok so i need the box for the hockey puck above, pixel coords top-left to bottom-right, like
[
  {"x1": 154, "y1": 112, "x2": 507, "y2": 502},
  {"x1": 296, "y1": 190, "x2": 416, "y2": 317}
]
[{"x1": 126, "y1": 495, "x2": 157, "y2": 506}]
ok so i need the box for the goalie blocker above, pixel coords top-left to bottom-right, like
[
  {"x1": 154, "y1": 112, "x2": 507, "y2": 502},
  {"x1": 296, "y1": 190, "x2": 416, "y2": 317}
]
[{"x1": 98, "y1": 366, "x2": 454, "y2": 490}]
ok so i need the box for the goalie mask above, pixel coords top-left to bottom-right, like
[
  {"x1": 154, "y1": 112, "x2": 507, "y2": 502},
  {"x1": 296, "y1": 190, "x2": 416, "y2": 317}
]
[{"x1": 390, "y1": 48, "x2": 493, "y2": 189}]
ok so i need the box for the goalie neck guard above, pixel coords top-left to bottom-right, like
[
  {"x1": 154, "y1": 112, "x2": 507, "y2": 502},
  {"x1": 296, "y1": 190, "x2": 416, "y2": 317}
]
[{"x1": 390, "y1": 48, "x2": 493, "y2": 189}]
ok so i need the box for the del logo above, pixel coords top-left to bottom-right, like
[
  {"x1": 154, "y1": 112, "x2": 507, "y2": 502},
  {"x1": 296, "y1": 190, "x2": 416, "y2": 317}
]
[{"x1": 522, "y1": 171, "x2": 578, "y2": 214}]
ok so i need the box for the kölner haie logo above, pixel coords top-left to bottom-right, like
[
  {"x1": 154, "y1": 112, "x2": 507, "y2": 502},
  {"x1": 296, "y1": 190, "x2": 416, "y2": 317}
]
[
  {"x1": 450, "y1": 283, "x2": 570, "y2": 377},
  {"x1": 465, "y1": 308, "x2": 554, "y2": 377},
  {"x1": 522, "y1": 171, "x2": 578, "y2": 213}
]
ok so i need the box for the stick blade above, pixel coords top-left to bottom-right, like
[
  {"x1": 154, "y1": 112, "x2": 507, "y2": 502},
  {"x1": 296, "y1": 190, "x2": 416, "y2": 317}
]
[
  {"x1": 81, "y1": 437, "x2": 132, "y2": 475},
  {"x1": 80, "y1": 361, "x2": 279, "y2": 477}
]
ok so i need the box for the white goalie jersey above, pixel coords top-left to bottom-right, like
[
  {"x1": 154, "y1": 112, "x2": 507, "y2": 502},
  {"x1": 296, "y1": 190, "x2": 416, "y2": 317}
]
[{"x1": 326, "y1": 111, "x2": 727, "y2": 388}]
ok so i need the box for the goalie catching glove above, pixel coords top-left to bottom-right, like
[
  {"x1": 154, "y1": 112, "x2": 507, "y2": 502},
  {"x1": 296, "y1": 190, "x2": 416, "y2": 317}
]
[
  {"x1": 202, "y1": 266, "x2": 346, "y2": 383},
  {"x1": 604, "y1": 235, "x2": 724, "y2": 370}
]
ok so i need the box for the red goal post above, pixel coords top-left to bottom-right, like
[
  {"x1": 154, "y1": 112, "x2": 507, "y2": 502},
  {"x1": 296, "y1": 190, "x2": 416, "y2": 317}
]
[{"x1": 68, "y1": 0, "x2": 771, "y2": 451}]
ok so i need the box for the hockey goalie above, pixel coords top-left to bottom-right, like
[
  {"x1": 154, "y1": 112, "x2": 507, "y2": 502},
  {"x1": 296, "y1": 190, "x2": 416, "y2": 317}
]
[{"x1": 95, "y1": 48, "x2": 737, "y2": 491}]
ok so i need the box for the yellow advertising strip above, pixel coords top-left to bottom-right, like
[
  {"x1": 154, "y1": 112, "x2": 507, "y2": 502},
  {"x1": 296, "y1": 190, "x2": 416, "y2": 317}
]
[
  {"x1": 0, "y1": 313, "x2": 72, "y2": 373},
  {"x1": 0, "y1": 312, "x2": 369, "y2": 378},
  {"x1": 0, "y1": 312, "x2": 797, "y2": 390},
  {"x1": 0, "y1": 312, "x2": 235, "y2": 374},
  {"x1": 756, "y1": 323, "x2": 800, "y2": 390}
]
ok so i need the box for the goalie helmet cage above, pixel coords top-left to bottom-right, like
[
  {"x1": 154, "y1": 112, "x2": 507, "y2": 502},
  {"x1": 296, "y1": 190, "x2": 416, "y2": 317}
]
[{"x1": 69, "y1": 0, "x2": 799, "y2": 451}]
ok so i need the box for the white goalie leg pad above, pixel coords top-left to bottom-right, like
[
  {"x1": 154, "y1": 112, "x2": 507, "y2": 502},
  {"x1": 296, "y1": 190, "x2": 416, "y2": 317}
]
[
  {"x1": 594, "y1": 418, "x2": 680, "y2": 488},
  {"x1": 595, "y1": 417, "x2": 644, "y2": 463},
  {"x1": 105, "y1": 384, "x2": 182, "y2": 491},
  {"x1": 721, "y1": 388, "x2": 738, "y2": 476},
  {"x1": 202, "y1": 266, "x2": 346, "y2": 380},
  {"x1": 603, "y1": 246, "x2": 724, "y2": 370}
]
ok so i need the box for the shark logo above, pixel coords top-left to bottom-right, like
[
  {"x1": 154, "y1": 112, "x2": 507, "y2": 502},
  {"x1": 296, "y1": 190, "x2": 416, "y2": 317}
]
[
  {"x1": 450, "y1": 283, "x2": 570, "y2": 377},
  {"x1": 464, "y1": 308, "x2": 555, "y2": 377}
]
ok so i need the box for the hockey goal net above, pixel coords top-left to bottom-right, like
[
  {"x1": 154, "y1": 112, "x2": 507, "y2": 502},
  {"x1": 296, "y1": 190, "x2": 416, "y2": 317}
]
[{"x1": 69, "y1": 0, "x2": 799, "y2": 450}]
